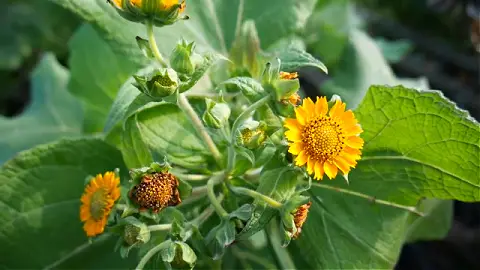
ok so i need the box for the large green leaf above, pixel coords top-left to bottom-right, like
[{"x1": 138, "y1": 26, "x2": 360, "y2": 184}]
[
  {"x1": 405, "y1": 199, "x2": 453, "y2": 243},
  {"x1": 0, "y1": 54, "x2": 83, "y2": 164},
  {"x1": 51, "y1": 0, "x2": 318, "y2": 63},
  {"x1": 0, "y1": 0, "x2": 79, "y2": 70},
  {"x1": 0, "y1": 138, "x2": 135, "y2": 269},
  {"x1": 293, "y1": 85, "x2": 480, "y2": 269},
  {"x1": 124, "y1": 102, "x2": 210, "y2": 169},
  {"x1": 68, "y1": 24, "x2": 143, "y2": 133}
]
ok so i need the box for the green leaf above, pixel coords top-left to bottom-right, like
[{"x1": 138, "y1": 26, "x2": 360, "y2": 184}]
[
  {"x1": 229, "y1": 204, "x2": 254, "y2": 221},
  {"x1": 0, "y1": 138, "x2": 135, "y2": 268},
  {"x1": 222, "y1": 77, "x2": 266, "y2": 103},
  {"x1": 51, "y1": 0, "x2": 318, "y2": 63},
  {"x1": 0, "y1": 0, "x2": 79, "y2": 70},
  {"x1": 161, "y1": 242, "x2": 197, "y2": 270},
  {"x1": 205, "y1": 219, "x2": 236, "y2": 260},
  {"x1": 68, "y1": 24, "x2": 143, "y2": 132},
  {"x1": 126, "y1": 103, "x2": 210, "y2": 170},
  {"x1": 238, "y1": 167, "x2": 300, "y2": 240},
  {"x1": 0, "y1": 53, "x2": 83, "y2": 164},
  {"x1": 322, "y1": 30, "x2": 397, "y2": 108},
  {"x1": 231, "y1": 146, "x2": 255, "y2": 177},
  {"x1": 405, "y1": 199, "x2": 453, "y2": 243},
  {"x1": 293, "y1": 85, "x2": 480, "y2": 268},
  {"x1": 122, "y1": 113, "x2": 153, "y2": 168},
  {"x1": 274, "y1": 46, "x2": 328, "y2": 73},
  {"x1": 179, "y1": 52, "x2": 227, "y2": 93}
]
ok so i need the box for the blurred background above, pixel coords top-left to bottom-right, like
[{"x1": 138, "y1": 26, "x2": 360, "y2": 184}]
[{"x1": 0, "y1": 0, "x2": 478, "y2": 269}]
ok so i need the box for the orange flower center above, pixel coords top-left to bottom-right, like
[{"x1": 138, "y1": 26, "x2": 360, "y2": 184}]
[
  {"x1": 302, "y1": 116, "x2": 346, "y2": 162},
  {"x1": 130, "y1": 172, "x2": 181, "y2": 212},
  {"x1": 90, "y1": 189, "x2": 109, "y2": 220}
]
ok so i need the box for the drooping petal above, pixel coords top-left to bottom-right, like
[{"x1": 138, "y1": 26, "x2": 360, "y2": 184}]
[
  {"x1": 307, "y1": 157, "x2": 315, "y2": 175},
  {"x1": 324, "y1": 161, "x2": 338, "y2": 179},
  {"x1": 295, "y1": 151, "x2": 308, "y2": 166},
  {"x1": 315, "y1": 96, "x2": 328, "y2": 116},
  {"x1": 285, "y1": 129, "x2": 302, "y2": 142},
  {"x1": 288, "y1": 142, "x2": 304, "y2": 155},
  {"x1": 346, "y1": 136, "x2": 364, "y2": 149},
  {"x1": 314, "y1": 160, "x2": 325, "y2": 180}
]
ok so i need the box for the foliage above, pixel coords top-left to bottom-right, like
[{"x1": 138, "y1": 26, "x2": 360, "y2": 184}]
[{"x1": 0, "y1": 0, "x2": 479, "y2": 269}]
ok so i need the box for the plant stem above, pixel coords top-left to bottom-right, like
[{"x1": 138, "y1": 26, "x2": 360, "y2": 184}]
[
  {"x1": 173, "y1": 173, "x2": 210, "y2": 181},
  {"x1": 227, "y1": 181, "x2": 282, "y2": 209},
  {"x1": 189, "y1": 195, "x2": 223, "y2": 227},
  {"x1": 178, "y1": 93, "x2": 222, "y2": 166},
  {"x1": 207, "y1": 174, "x2": 229, "y2": 217},
  {"x1": 136, "y1": 240, "x2": 171, "y2": 270},
  {"x1": 312, "y1": 183, "x2": 425, "y2": 216},
  {"x1": 148, "y1": 223, "x2": 172, "y2": 232},
  {"x1": 146, "y1": 21, "x2": 168, "y2": 67}
]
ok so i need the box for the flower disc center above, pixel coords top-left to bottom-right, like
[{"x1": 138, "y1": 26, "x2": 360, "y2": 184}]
[
  {"x1": 90, "y1": 189, "x2": 109, "y2": 220},
  {"x1": 302, "y1": 116, "x2": 345, "y2": 161}
]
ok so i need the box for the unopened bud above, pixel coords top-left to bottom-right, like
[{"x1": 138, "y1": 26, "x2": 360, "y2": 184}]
[
  {"x1": 133, "y1": 68, "x2": 179, "y2": 99},
  {"x1": 236, "y1": 120, "x2": 267, "y2": 149},
  {"x1": 123, "y1": 222, "x2": 150, "y2": 245},
  {"x1": 202, "y1": 98, "x2": 231, "y2": 129},
  {"x1": 170, "y1": 39, "x2": 197, "y2": 75}
]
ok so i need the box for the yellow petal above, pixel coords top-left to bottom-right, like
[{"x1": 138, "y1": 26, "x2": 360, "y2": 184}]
[
  {"x1": 285, "y1": 129, "x2": 302, "y2": 142},
  {"x1": 314, "y1": 160, "x2": 325, "y2": 180},
  {"x1": 295, "y1": 107, "x2": 308, "y2": 125},
  {"x1": 295, "y1": 151, "x2": 308, "y2": 166},
  {"x1": 324, "y1": 161, "x2": 338, "y2": 179},
  {"x1": 302, "y1": 97, "x2": 315, "y2": 119},
  {"x1": 288, "y1": 142, "x2": 304, "y2": 155},
  {"x1": 329, "y1": 100, "x2": 346, "y2": 118},
  {"x1": 307, "y1": 157, "x2": 315, "y2": 175},
  {"x1": 338, "y1": 154, "x2": 357, "y2": 167},
  {"x1": 340, "y1": 110, "x2": 358, "y2": 127},
  {"x1": 315, "y1": 96, "x2": 328, "y2": 116},
  {"x1": 344, "y1": 146, "x2": 362, "y2": 156},
  {"x1": 334, "y1": 157, "x2": 351, "y2": 175},
  {"x1": 284, "y1": 118, "x2": 303, "y2": 130},
  {"x1": 344, "y1": 124, "x2": 363, "y2": 136},
  {"x1": 346, "y1": 136, "x2": 364, "y2": 149}
]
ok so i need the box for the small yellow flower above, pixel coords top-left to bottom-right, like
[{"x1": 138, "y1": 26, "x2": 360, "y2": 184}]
[
  {"x1": 292, "y1": 202, "x2": 311, "y2": 239},
  {"x1": 129, "y1": 171, "x2": 181, "y2": 212},
  {"x1": 109, "y1": 0, "x2": 186, "y2": 26},
  {"x1": 284, "y1": 97, "x2": 364, "y2": 180},
  {"x1": 80, "y1": 172, "x2": 120, "y2": 237}
]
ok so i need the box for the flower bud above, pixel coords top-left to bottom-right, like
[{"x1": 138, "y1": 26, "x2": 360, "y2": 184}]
[
  {"x1": 236, "y1": 120, "x2": 267, "y2": 149},
  {"x1": 123, "y1": 221, "x2": 150, "y2": 246},
  {"x1": 133, "y1": 68, "x2": 179, "y2": 99},
  {"x1": 229, "y1": 20, "x2": 262, "y2": 77},
  {"x1": 170, "y1": 39, "x2": 197, "y2": 75},
  {"x1": 108, "y1": 0, "x2": 187, "y2": 27},
  {"x1": 202, "y1": 98, "x2": 231, "y2": 129}
]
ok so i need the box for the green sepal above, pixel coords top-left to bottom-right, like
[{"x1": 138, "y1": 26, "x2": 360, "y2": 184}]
[
  {"x1": 133, "y1": 68, "x2": 179, "y2": 99},
  {"x1": 202, "y1": 98, "x2": 231, "y2": 129},
  {"x1": 161, "y1": 241, "x2": 197, "y2": 270},
  {"x1": 170, "y1": 39, "x2": 196, "y2": 75},
  {"x1": 229, "y1": 20, "x2": 262, "y2": 77},
  {"x1": 136, "y1": 36, "x2": 154, "y2": 59}
]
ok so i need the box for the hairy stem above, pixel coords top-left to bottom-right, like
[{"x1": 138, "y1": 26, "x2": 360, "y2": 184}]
[
  {"x1": 230, "y1": 95, "x2": 271, "y2": 141},
  {"x1": 148, "y1": 223, "x2": 172, "y2": 232},
  {"x1": 207, "y1": 174, "x2": 229, "y2": 217},
  {"x1": 178, "y1": 93, "x2": 223, "y2": 166},
  {"x1": 146, "y1": 21, "x2": 168, "y2": 67},
  {"x1": 227, "y1": 181, "x2": 282, "y2": 209},
  {"x1": 136, "y1": 240, "x2": 171, "y2": 270},
  {"x1": 312, "y1": 183, "x2": 425, "y2": 216}
]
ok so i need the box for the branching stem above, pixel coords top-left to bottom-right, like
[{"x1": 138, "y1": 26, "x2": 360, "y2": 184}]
[{"x1": 227, "y1": 181, "x2": 282, "y2": 209}]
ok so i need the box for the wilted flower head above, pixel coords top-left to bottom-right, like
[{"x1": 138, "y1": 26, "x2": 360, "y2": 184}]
[
  {"x1": 129, "y1": 171, "x2": 181, "y2": 213},
  {"x1": 284, "y1": 97, "x2": 364, "y2": 180},
  {"x1": 291, "y1": 202, "x2": 311, "y2": 239},
  {"x1": 109, "y1": 0, "x2": 187, "y2": 26}
]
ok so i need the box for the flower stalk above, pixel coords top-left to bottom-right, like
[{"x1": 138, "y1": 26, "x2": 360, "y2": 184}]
[
  {"x1": 136, "y1": 240, "x2": 171, "y2": 270},
  {"x1": 207, "y1": 174, "x2": 229, "y2": 218},
  {"x1": 146, "y1": 21, "x2": 168, "y2": 67},
  {"x1": 227, "y1": 181, "x2": 282, "y2": 209}
]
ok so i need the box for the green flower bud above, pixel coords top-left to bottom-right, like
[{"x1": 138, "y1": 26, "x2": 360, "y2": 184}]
[
  {"x1": 229, "y1": 20, "x2": 262, "y2": 77},
  {"x1": 133, "y1": 68, "x2": 179, "y2": 99},
  {"x1": 202, "y1": 98, "x2": 231, "y2": 129},
  {"x1": 108, "y1": 0, "x2": 188, "y2": 27},
  {"x1": 170, "y1": 39, "x2": 197, "y2": 75},
  {"x1": 236, "y1": 120, "x2": 267, "y2": 149},
  {"x1": 123, "y1": 221, "x2": 150, "y2": 246}
]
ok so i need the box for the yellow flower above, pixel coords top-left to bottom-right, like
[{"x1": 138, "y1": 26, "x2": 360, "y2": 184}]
[
  {"x1": 80, "y1": 172, "x2": 120, "y2": 237},
  {"x1": 284, "y1": 97, "x2": 364, "y2": 180},
  {"x1": 108, "y1": 0, "x2": 186, "y2": 26},
  {"x1": 129, "y1": 171, "x2": 181, "y2": 213}
]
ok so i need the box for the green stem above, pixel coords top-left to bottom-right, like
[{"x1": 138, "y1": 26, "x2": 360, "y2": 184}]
[
  {"x1": 312, "y1": 183, "x2": 425, "y2": 216},
  {"x1": 146, "y1": 21, "x2": 168, "y2": 67},
  {"x1": 178, "y1": 93, "x2": 223, "y2": 166},
  {"x1": 227, "y1": 181, "x2": 282, "y2": 209},
  {"x1": 136, "y1": 240, "x2": 171, "y2": 270},
  {"x1": 148, "y1": 224, "x2": 172, "y2": 232},
  {"x1": 189, "y1": 195, "x2": 223, "y2": 227},
  {"x1": 207, "y1": 174, "x2": 229, "y2": 217},
  {"x1": 173, "y1": 173, "x2": 210, "y2": 181}
]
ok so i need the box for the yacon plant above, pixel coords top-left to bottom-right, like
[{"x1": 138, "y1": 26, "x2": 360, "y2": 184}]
[{"x1": 1, "y1": 0, "x2": 479, "y2": 269}]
